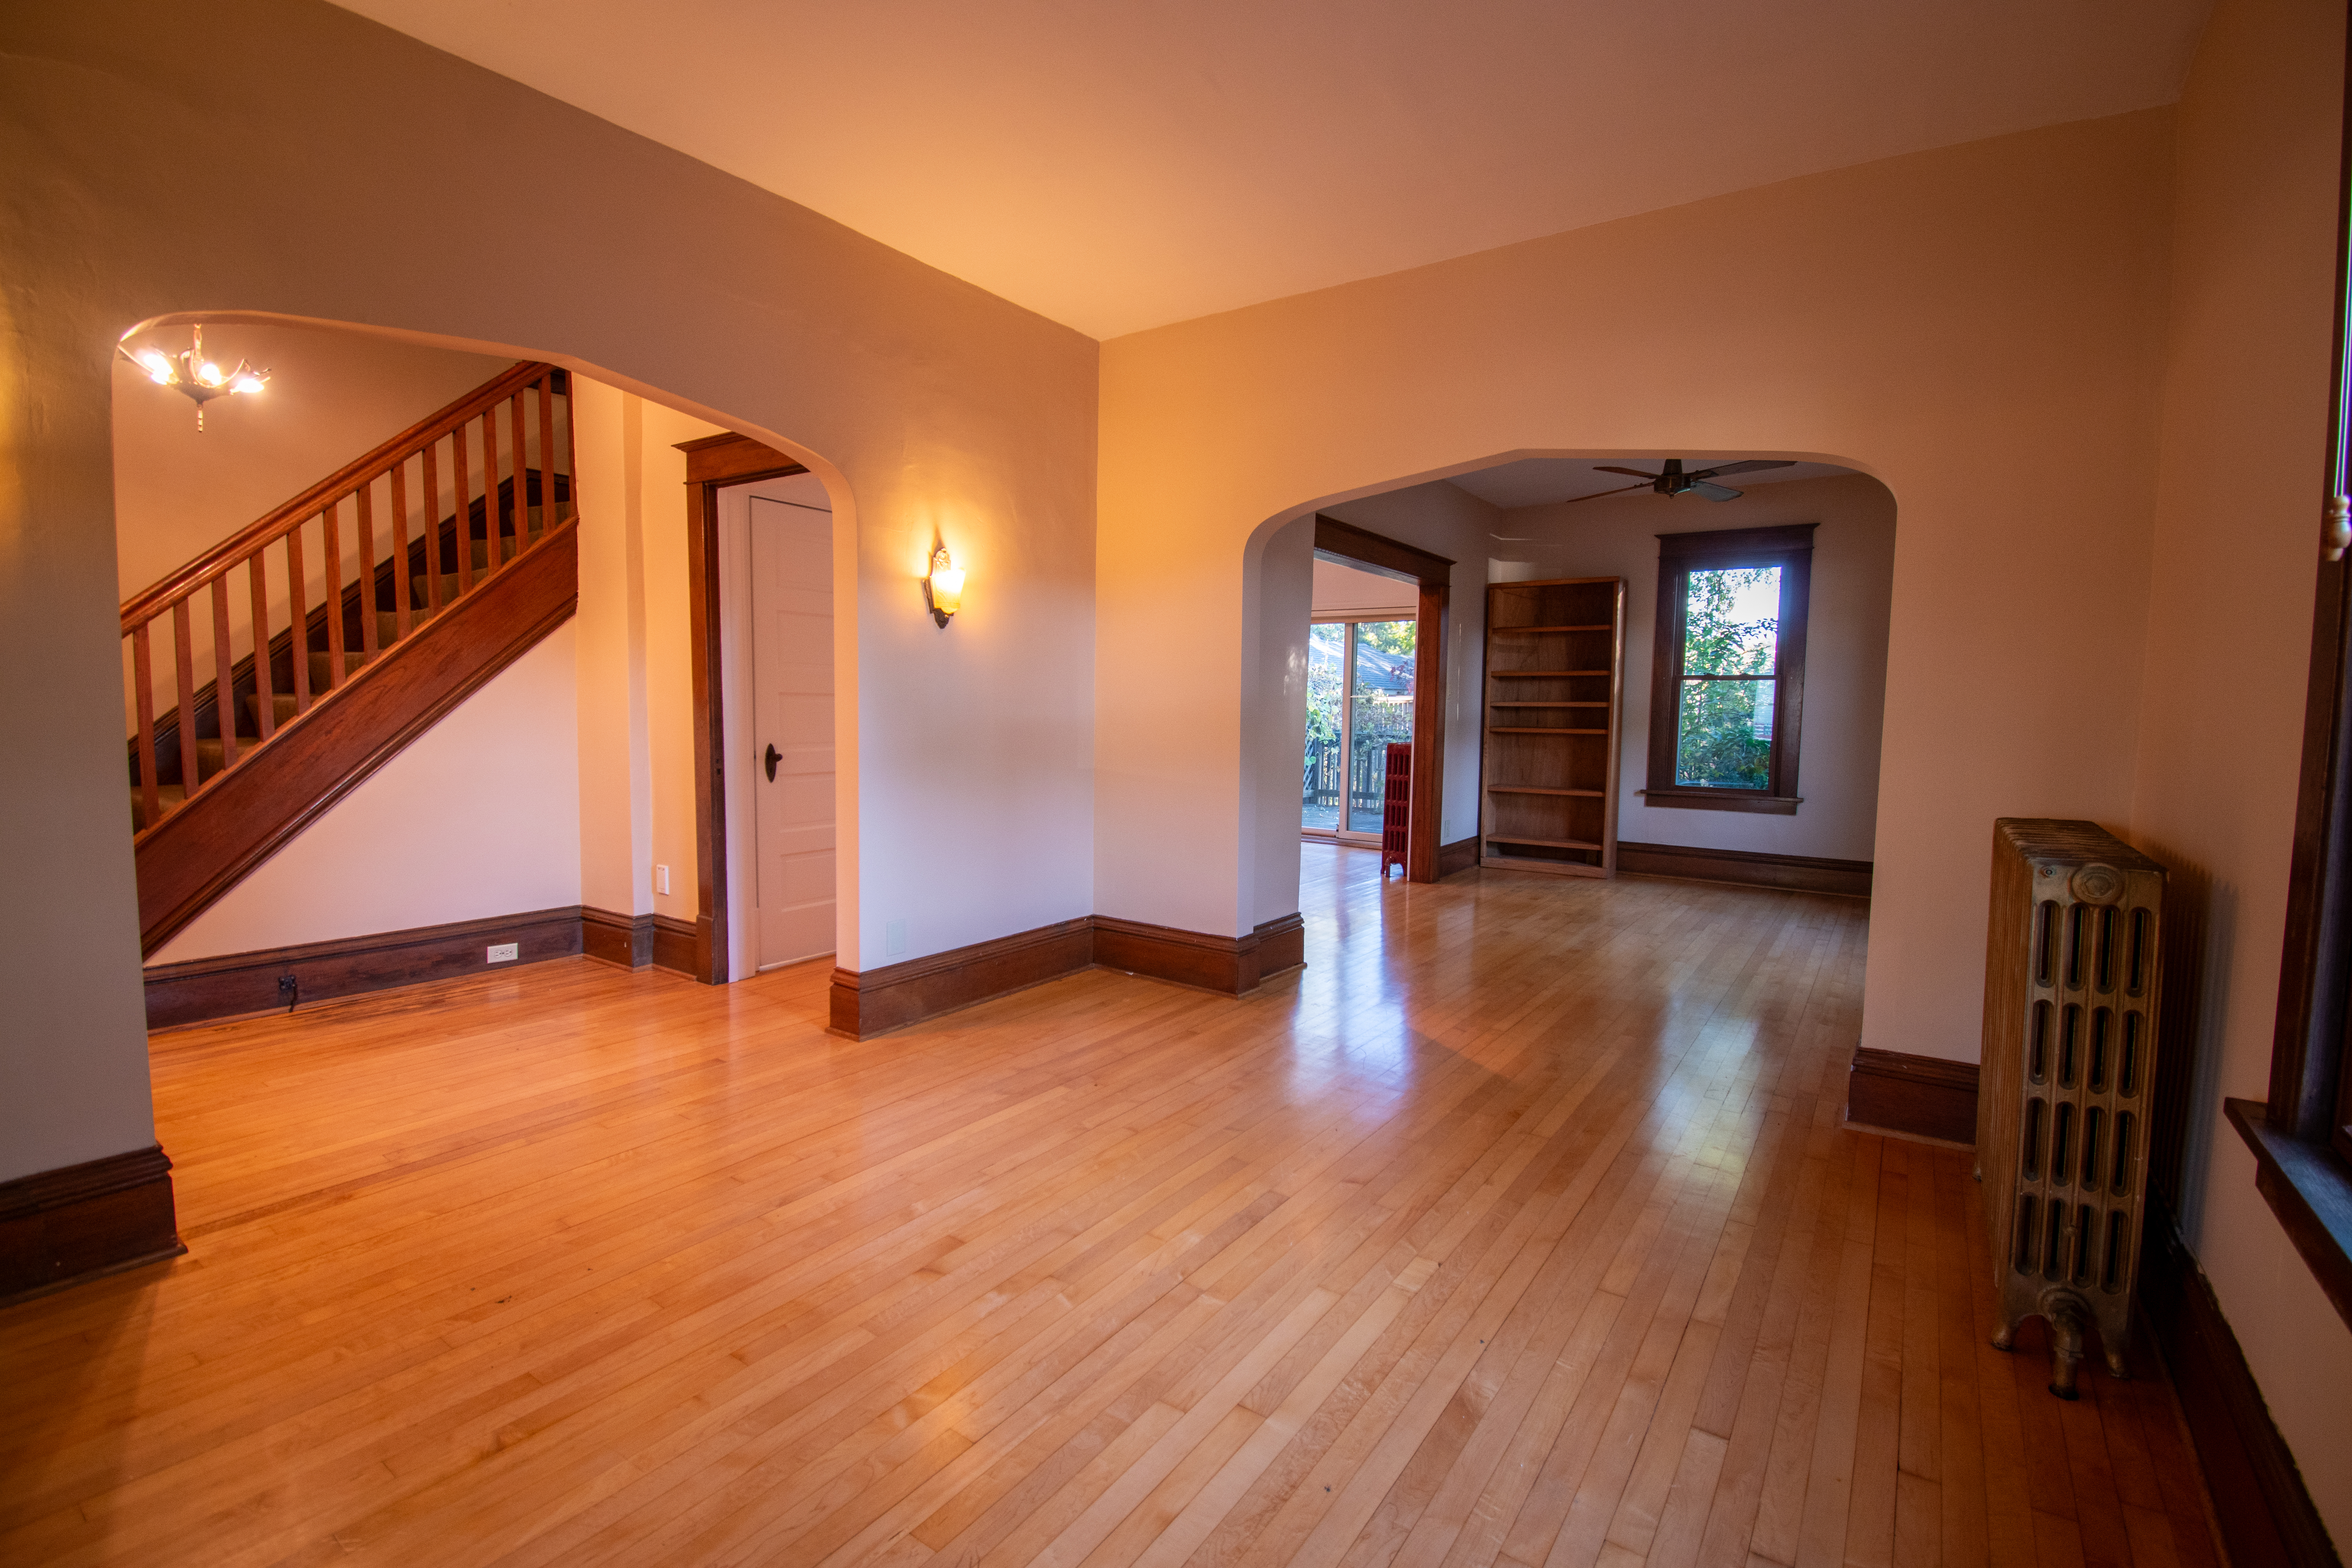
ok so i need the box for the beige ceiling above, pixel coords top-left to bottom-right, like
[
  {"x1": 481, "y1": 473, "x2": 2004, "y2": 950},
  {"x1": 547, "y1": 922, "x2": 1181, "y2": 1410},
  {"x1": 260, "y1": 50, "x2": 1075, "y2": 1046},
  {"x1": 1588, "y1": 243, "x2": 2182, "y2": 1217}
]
[{"x1": 333, "y1": 0, "x2": 2209, "y2": 339}]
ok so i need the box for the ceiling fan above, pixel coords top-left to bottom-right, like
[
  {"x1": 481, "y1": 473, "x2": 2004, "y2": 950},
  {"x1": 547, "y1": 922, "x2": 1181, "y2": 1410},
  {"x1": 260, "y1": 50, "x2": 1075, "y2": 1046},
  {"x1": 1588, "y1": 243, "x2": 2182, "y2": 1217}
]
[{"x1": 1572, "y1": 457, "x2": 1796, "y2": 503}]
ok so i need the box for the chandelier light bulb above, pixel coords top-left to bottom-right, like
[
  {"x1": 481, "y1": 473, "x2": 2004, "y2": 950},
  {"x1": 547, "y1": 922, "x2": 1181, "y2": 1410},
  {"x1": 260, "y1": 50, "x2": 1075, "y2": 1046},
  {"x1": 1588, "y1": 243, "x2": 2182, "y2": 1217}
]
[{"x1": 116, "y1": 324, "x2": 270, "y2": 431}]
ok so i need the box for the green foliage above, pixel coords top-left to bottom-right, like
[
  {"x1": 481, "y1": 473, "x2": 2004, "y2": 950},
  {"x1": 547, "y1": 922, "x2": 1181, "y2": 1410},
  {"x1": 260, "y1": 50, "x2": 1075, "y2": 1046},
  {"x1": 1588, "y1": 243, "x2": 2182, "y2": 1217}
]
[{"x1": 1675, "y1": 568, "x2": 1778, "y2": 789}]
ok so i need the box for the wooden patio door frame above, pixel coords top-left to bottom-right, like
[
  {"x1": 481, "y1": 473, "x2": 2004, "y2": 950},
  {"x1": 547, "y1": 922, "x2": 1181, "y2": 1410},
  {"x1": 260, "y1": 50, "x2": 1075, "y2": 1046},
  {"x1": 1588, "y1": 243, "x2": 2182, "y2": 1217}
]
[
  {"x1": 1311, "y1": 514, "x2": 1452, "y2": 883},
  {"x1": 676, "y1": 431, "x2": 808, "y2": 984}
]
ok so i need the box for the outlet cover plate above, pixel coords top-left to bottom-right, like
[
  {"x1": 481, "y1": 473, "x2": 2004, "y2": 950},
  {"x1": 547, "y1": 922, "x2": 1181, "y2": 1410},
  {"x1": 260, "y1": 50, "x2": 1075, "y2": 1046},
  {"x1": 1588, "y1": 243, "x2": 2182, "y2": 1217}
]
[{"x1": 487, "y1": 942, "x2": 520, "y2": 964}]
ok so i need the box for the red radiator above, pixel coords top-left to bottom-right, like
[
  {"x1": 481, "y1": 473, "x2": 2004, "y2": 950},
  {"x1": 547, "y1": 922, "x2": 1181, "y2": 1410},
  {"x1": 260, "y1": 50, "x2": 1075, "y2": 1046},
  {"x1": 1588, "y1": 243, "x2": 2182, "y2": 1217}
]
[{"x1": 1381, "y1": 742, "x2": 1411, "y2": 879}]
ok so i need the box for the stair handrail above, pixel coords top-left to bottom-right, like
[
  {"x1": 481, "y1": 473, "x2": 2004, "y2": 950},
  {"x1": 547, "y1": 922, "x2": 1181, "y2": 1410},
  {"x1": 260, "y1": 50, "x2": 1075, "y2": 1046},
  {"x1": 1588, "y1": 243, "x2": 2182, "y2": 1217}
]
[
  {"x1": 118, "y1": 357, "x2": 575, "y2": 835},
  {"x1": 120, "y1": 359, "x2": 546, "y2": 630}
]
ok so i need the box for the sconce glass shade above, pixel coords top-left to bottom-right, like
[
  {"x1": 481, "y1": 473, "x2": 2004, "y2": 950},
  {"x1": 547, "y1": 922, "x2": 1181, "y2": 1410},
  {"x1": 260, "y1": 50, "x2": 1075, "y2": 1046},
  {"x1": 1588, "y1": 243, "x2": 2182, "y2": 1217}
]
[{"x1": 926, "y1": 548, "x2": 964, "y2": 626}]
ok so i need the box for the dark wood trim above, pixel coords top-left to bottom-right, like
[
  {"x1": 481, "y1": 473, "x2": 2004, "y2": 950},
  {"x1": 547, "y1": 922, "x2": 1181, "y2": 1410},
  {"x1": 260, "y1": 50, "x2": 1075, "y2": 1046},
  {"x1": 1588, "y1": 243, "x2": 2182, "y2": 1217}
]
[
  {"x1": 679, "y1": 430, "x2": 808, "y2": 488},
  {"x1": 830, "y1": 917, "x2": 1096, "y2": 1038},
  {"x1": 652, "y1": 913, "x2": 697, "y2": 978},
  {"x1": 2140, "y1": 1207, "x2": 2343, "y2": 1568},
  {"x1": 1092, "y1": 911, "x2": 1305, "y2": 996},
  {"x1": 134, "y1": 522, "x2": 581, "y2": 956},
  {"x1": 1313, "y1": 514, "x2": 1454, "y2": 585},
  {"x1": 0, "y1": 1145, "x2": 183, "y2": 1305},
  {"x1": 677, "y1": 433, "x2": 809, "y2": 986},
  {"x1": 1637, "y1": 789, "x2": 1804, "y2": 816},
  {"x1": 143, "y1": 906, "x2": 584, "y2": 1029},
  {"x1": 1646, "y1": 523, "x2": 1815, "y2": 816},
  {"x1": 1845, "y1": 1047, "x2": 1977, "y2": 1144},
  {"x1": 581, "y1": 905, "x2": 655, "y2": 969},
  {"x1": 1408, "y1": 580, "x2": 1448, "y2": 882},
  {"x1": 2267, "y1": 0, "x2": 2352, "y2": 1170},
  {"x1": 1314, "y1": 515, "x2": 1451, "y2": 884},
  {"x1": 1654, "y1": 523, "x2": 1822, "y2": 563},
  {"x1": 2226, "y1": 1098, "x2": 2352, "y2": 1332},
  {"x1": 1437, "y1": 835, "x2": 1480, "y2": 878},
  {"x1": 827, "y1": 911, "x2": 1309, "y2": 1039},
  {"x1": 1617, "y1": 840, "x2": 1871, "y2": 897}
]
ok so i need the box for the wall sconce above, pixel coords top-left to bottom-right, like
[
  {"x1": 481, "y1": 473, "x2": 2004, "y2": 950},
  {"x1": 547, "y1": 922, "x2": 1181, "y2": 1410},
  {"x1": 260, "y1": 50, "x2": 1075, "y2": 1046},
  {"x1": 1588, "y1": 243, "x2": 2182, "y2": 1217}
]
[{"x1": 925, "y1": 546, "x2": 964, "y2": 627}]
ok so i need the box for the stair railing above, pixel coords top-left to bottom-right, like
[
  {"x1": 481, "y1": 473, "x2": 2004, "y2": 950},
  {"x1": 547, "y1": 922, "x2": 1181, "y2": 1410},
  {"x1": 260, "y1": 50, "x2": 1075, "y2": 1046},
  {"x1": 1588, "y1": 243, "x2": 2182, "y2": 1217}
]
[{"x1": 119, "y1": 361, "x2": 576, "y2": 834}]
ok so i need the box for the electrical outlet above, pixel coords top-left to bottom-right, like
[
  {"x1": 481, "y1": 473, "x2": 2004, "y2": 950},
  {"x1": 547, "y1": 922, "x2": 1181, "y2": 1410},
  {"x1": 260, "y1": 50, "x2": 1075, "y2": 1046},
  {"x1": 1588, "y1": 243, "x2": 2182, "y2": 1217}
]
[
  {"x1": 487, "y1": 942, "x2": 519, "y2": 964},
  {"x1": 656, "y1": 864, "x2": 671, "y2": 896},
  {"x1": 886, "y1": 918, "x2": 907, "y2": 957}
]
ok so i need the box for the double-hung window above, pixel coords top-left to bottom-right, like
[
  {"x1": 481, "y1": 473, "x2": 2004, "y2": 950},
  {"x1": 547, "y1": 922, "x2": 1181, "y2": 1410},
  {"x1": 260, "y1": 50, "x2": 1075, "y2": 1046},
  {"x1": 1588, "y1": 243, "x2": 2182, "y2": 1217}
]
[{"x1": 1643, "y1": 524, "x2": 1815, "y2": 814}]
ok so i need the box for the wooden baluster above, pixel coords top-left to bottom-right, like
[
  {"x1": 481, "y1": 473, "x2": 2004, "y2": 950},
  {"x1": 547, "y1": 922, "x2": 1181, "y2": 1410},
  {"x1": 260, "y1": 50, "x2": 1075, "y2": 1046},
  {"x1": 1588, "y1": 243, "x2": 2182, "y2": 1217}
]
[
  {"x1": 422, "y1": 438, "x2": 444, "y2": 616},
  {"x1": 287, "y1": 521, "x2": 311, "y2": 715},
  {"x1": 453, "y1": 417, "x2": 475, "y2": 597},
  {"x1": 249, "y1": 552, "x2": 275, "y2": 743},
  {"x1": 391, "y1": 457, "x2": 413, "y2": 642},
  {"x1": 535, "y1": 375, "x2": 556, "y2": 538},
  {"x1": 172, "y1": 599, "x2": 198, "y2": 792},
  {"x1": 322, "y1": 499, "x2": 346, "y2": 690},
  {"x1": 211, "y1": 575, "x2": 238, "y2": 772},
  {"x1": 511, "y1": 389, "x2": 529, "y2": 557},
  {"x1": 563, "y1": 370, "x2": 578, "y2": 518},
  {"x1": 132, "y1": 622, "x2": 159, "y2": 829},
  {"x1": 357, "y1": 482, "x2": 379, "y2": 662}
]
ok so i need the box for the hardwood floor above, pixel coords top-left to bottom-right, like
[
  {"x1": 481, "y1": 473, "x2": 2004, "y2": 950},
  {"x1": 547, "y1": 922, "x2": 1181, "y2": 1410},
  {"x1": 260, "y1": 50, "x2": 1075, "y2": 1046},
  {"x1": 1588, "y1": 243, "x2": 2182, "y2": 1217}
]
[{"x1": 0, "y1": 846, "x2": 2222, "y2": 1568}]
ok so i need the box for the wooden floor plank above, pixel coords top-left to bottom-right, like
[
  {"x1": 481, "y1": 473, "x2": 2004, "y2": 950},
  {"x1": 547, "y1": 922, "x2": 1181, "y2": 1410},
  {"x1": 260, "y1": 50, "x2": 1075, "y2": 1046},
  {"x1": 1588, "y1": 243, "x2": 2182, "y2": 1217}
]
[{"x1": 0, "y1": 846, "x2": 2218, "y2": 1568}]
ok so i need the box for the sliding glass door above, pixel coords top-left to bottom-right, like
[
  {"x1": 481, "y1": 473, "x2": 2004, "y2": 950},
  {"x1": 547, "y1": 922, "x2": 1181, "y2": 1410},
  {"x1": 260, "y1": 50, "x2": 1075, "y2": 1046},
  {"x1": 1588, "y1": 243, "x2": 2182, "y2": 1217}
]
[{"x1": 1303, "y1": 617, "x2": 1416, "y2": 841}]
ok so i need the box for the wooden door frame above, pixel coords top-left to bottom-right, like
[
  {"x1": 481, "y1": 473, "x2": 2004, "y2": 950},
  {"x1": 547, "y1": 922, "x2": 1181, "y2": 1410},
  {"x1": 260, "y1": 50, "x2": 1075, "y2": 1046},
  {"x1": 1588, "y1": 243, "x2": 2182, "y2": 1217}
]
[
  {"x1": 675, "y1": 432, "x2": 808, "y2": 984},
  {"x1": 1312, "y1": 514, "x2": 1453, "y2": 882}
]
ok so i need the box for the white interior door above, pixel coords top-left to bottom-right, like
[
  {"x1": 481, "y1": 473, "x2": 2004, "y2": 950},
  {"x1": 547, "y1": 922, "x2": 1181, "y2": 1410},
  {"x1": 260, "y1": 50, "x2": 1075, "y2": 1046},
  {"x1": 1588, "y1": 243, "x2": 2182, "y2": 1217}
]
[{"x1": 749, "y1": 490, "x2": 835, "y2": 969}]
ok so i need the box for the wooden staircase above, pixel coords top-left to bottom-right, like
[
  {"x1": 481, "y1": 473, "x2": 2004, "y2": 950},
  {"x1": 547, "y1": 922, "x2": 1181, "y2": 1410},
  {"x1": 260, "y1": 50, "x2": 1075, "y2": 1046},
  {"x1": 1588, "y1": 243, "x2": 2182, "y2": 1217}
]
[{"x1": 122, "y1": 363, "x2": 581, "y2": 956}]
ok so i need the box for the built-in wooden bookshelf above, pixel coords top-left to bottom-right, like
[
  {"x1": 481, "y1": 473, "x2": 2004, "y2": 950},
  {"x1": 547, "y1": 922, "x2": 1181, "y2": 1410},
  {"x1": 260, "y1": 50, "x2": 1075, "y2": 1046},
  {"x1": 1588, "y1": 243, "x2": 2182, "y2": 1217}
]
[{"x1": 1479, "y1": 577, "x2": 1626, "y2": 876}]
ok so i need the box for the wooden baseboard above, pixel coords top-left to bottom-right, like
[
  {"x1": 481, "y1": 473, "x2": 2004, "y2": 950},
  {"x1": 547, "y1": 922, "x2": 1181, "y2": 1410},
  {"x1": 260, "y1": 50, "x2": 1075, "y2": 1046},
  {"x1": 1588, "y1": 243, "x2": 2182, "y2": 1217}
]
[
  {"x1": 1437, "y1": 836, "x2": 1480, "y2": 878},
  {"x1": 831, "y1": 917, "x2": 1096, "y2": 1036},
  {"x1": 830, "y1": 910, "x2": 1308, "y2": 1039},
  {"x1": 2140, "y1": 1209, "x2": 2342, "y2": 1568},
  {"x1": 0, "y1": 1145, "x2": 183, "y2": 1304},
  {"x1": 1617, "y1": 840, "x2": 1873, "y2": 898},
  {"x1": 582, "y1": 906, "x2": 655, "y2": 969},
  {"x1": 652, "y1": 914, "x2": 697, "y2": 977},
  {"x1": 1094, "y1": 911, "x2": 1305, "y2": 994},
  {"x1": 143, "y1": 905, "x2": 584, "y2": 1029},
  {"x1": 1846, "y1": 1046, "x2": 1978, "y2": 1144}
]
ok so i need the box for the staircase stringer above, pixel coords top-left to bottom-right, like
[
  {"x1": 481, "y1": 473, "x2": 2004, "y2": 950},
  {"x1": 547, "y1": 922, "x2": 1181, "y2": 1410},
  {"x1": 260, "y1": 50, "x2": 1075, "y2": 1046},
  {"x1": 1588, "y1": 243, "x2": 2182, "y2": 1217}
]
[{"x1": 134, "y1": 519, "x2": 579, "y2": 957}]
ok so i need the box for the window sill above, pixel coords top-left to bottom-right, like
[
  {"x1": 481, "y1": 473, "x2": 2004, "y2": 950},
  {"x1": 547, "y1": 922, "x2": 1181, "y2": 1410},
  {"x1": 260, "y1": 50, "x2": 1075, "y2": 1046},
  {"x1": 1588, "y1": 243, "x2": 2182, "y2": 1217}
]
[
  {"x1": 1638, "y1": 789, "x2": 1802, "y2": 816},
  {"x1": 2223, "y1": 1097, "x2": 2352, "y2": 1332}
]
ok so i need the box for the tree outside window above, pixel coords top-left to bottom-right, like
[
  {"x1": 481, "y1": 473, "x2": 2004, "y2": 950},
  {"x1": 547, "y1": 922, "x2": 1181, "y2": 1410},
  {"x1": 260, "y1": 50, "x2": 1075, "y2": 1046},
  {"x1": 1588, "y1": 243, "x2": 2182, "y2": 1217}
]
[{"x1": 1645, "y1": 525, "x2": 1814, "y2": 814}]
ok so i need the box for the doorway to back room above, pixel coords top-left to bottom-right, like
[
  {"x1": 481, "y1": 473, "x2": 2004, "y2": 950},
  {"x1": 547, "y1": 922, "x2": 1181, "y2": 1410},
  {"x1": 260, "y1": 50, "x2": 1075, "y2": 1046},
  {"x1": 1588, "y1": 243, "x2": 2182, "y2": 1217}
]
[{"x1": 1302, "y1": 555, "x2": 1421, "y2": 846}]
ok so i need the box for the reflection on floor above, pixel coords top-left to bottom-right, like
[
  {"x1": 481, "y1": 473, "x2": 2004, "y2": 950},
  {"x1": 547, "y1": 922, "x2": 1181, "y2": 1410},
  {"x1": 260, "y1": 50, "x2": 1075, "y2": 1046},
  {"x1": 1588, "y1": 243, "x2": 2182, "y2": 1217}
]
[{"x1": 0, "y1": 843, "x2": 2221, "y2": 1568}]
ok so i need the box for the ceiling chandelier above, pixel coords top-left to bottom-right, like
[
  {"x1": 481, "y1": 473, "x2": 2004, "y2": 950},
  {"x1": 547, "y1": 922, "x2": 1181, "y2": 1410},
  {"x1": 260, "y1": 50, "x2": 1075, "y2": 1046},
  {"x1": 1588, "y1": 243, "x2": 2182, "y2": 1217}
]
[{"x1": 118, "y1": 325, "x2": 269, "y2": 431}]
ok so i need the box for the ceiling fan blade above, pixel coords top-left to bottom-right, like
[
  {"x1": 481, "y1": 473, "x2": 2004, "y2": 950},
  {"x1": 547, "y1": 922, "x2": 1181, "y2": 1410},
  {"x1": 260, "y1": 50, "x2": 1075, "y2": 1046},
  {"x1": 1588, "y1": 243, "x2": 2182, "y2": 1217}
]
[
  {"x1": 1691, "y1": 482, "x2": 1743, "y2": 502},
  {"x1": 1690, "y1": 459, "x2": 1796, "y2": 481},
  {"x1": 1559, "y1": 480, "x2": 1655, "y2": 505},
  {"x1": 1592, "y1": 466, "x2": 1659, "y2": 479}
]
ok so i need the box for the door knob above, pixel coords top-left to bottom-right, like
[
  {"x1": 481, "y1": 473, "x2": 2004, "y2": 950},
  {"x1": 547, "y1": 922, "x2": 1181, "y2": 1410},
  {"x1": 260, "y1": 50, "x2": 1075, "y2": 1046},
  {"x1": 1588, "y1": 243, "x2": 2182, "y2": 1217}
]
[{"x1": 764, "y1": 743, "x2": 780, "y2": 782}]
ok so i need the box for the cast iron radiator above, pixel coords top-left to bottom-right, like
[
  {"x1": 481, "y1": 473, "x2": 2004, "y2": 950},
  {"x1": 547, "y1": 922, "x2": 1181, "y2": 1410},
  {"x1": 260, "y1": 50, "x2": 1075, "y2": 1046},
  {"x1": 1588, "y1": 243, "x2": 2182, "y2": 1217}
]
[{"x1": 1977, "y1": 818, "x2": 2165, "y2": 1397}]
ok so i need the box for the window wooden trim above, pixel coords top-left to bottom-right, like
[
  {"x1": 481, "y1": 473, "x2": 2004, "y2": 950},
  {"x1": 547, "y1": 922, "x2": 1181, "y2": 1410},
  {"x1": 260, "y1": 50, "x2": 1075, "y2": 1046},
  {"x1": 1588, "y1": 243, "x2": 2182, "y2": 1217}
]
[
  {"x1": 1644, "y1": 524, "x2": 1816, "y2": 813},
  {"x1": 2241, "y1": 33, "x2": 2352, "y2": 1328}
]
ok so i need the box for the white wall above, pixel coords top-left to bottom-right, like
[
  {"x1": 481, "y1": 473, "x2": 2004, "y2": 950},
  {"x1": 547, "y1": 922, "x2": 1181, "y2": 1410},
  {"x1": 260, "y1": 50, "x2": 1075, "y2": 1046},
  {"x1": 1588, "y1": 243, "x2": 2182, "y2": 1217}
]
[
  {"x1": 1494, "y1": 472, "x2": 1895, "y2": 862},
  {"x1": 148, "y1": 626, "x2": 583, "y2": 960},
  {"x1": 573, "y1": 379, "x2": 655, "y2": 920}
]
